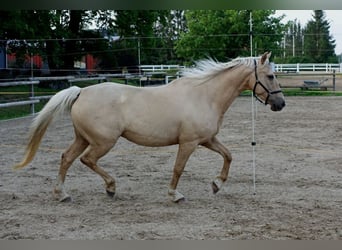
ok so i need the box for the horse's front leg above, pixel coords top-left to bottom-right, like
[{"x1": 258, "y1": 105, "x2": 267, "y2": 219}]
[
  {"x1": 202, "y1": 137, "x2": 232, "y2": 193},
  {"x1": 168, "y1": 142, "x2": 197, "y2": 202}
]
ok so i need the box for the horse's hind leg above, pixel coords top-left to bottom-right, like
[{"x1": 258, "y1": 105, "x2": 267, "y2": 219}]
[
  {"x1": 80, "y1": 142, "x2": 116, "y2": 197},
  {"x1": 53, "y1": 132, "x2": 89, "y2": 202},
  {"x1": 202, "y1": 136, "x2": 232, "y2": 194}
]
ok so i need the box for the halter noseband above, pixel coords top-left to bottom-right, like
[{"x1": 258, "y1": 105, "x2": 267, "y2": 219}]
[{"x1": 253, "y1": 59, "x2": 282, "y2": 105}]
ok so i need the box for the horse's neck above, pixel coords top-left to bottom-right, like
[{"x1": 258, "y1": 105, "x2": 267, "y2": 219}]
[{"x1": 206, "y1": 65, "x2": 252, "y2": 114}]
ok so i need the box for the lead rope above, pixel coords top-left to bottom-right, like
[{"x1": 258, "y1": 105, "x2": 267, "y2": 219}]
[{"x1": 251, "y1": 91, "x2": 257, "y2": 195}]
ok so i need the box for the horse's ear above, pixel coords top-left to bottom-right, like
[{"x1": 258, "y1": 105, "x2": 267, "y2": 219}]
[{"x1": 260, "y1": 52, "x2": 271, "y2": 64}]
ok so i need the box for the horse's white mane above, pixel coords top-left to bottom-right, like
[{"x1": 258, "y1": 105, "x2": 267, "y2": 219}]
[{"x1": 181, "y1": 56, "x2": 259, "y2": 79}]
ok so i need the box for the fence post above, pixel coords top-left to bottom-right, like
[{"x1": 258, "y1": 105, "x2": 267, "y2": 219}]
[
  {"x1": 30, "y1": 55, "x2": 35, "y2": 114},
  {"x1": 30, "y1": 82, "x2": 35, "y2": 114},
  {"x1": 333, "y1": 70, "x2": 336, "y2": 91}
]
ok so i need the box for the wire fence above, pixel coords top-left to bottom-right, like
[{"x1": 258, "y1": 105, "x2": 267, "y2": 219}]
[{"x1": 1, "y1": 34, "x2": 340, "y2": 77}]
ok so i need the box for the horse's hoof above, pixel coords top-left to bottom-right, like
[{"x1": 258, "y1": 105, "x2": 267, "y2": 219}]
[
  {"x1": 212, "y1": 178, "x2": 224, "y2": 194},
  {"x1": 212, "y1": 181, "x2": 220, "y2": 194},
  {"x1": 106, "y1": 190, "x2": 115, "y2": 197},
  {"x1": 174, "y1": 196, "x2": 186, "y2": 203},
  {"x1": 168, "y1": 188, "x2": 185, "y2": 203},
  {"x1": 59, "y1": 195, "x2": 72, "y2": 202},
  {"x1": 173, "y1": 191, "x2": 185, "y2": 203}
]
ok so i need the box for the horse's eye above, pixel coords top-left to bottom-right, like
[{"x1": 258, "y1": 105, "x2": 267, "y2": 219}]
[{"x1": 267, "y1": 75, "x2": 275, "y2": 80}]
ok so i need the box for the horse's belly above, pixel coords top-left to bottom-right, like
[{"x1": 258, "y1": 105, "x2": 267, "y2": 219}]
[{"x1": 122, "y1": 129, "x2": 178, "y2": 147}]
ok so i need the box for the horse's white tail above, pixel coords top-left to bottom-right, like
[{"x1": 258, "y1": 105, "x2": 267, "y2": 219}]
[{"x1": 13, "y1": 86, "x2": 81, "y2": 170}]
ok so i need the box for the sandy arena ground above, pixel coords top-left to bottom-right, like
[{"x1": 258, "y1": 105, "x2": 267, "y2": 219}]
[{"x1": 0, "y1": 95, "x2": 341, "y2": 239}]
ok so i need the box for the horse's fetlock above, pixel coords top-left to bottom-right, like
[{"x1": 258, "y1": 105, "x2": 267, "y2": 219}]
[
  {"x1": 106, "y1": 181, "x2": 116, "y2": 196},
  {"x1": 221, "y1": 176, "x2": 227, "y2": 182},
  {"x1": 108, "y1": 179, "x2": 115, "y2": 186}
]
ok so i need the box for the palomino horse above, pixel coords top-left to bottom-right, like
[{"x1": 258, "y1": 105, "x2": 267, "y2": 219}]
[{"x1": 13, "y1": 52, "x2": 285, "y2": 202}]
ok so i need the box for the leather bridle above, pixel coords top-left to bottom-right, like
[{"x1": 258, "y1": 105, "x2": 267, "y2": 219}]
[{"x1": 253, "y1": 59, "x2": 282, "y2": 105}]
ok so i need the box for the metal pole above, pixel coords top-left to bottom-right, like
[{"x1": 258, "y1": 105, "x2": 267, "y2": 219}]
[
  {"x1": 292, "y1": 23, "x2": 295, "y2": 57},
  {"x1": 138, "y1": 38, "x2": 141, "y2": 73},
  {"x1": 138, "y1": 38, "x2": 141, "y2": 87},
  {"x1": 5, "y1": 41, "x2": 8, "y2": 69},
  {"x1": 251, "y1": 92, "x2": 256, "y2": 195},
  {"x1": 333, "y1": 70, "x2": 336, "y2": 91},
  {"x1": 31, "y1": 53, "x2": 33, "y2": 78},
  {"x1": 283, "y1": 35, "x2": 286, "y2": 58},
  {"x1": 30, "y1": 53, "x2": 35, "y2": 114},
  {"x1": 249, "y1": 11, "x2": 256, "y2": 194},
  {"x1": 249, "y1": 12, "x2": 253, "y2": 57}
]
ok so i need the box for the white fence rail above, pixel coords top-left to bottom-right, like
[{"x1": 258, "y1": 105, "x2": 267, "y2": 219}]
[
  {"x1": 140, "y1": 65, "x2": 185, "y2": 72},
  {"x1": 0, "y1": 80, "x2": 40, "y2": 113},
  {"x1": 140, "y1": 63, "x2": 342, "y2": 73},
  {"x1": 0, "y1": 77, "x2": 107, "y2": 116},
  {"x1": 274, "y1": 63, "x2": 342, "y2": 73}
]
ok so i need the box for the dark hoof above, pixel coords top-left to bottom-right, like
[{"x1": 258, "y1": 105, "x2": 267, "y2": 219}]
[
  {"x1": 212, "y1": 181, "x2": 219, "y2": 194},
  {"x1": 106, "y1": 190, "x2": 115, "y2": 197}
]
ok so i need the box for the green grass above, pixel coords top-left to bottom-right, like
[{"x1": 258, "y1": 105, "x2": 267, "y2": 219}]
[
  {"x1": 0, "y1": 101, "x2": 48, "y2": 120},
  {"x1": 1, "y1": 82, "x2": 342, "y2": 120},
  {"x1": 0, "y1": 84, "x2": 53, "y2": 120},
  {"x1": 282, "y1": 88, "x2": 342, "y2": 96}
]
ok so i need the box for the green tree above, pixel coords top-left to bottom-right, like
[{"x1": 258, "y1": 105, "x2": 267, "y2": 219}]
[
  {"x1": 279, "y1": 20, "x2": 307, "y2": 63},
  {"x1": 303, "y1": 10, "x2": 337, "y2": 63},
  {"x1": 114, "y1": 10, "x2": 161, "y2": 66},
  {"x1": 152, "y1": 10, "x2": 187, "y2": 64},
  {"x1": 0, "y1": 10, "x2": 113, "y2": 75},
  {"x1": 175, "y1": 10, "x2": 232, "y2": 63},
  {"x1": 50, "y1": 10, "x2": 109, "y2": 74},
  {"x1": 175, "y1": 10, "x2": 285, "y2": 64},
  {"x1": 0, "y1": 11, "x2": 51, "y2": 68}
]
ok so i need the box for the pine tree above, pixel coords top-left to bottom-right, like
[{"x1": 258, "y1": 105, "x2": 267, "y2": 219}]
[{"x1": 303, "y1": 10, "x2": 337, "y2": 63}]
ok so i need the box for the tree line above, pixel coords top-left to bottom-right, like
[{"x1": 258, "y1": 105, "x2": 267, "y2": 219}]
[{"x1": 0, "y1": 10, "x2": 338, "y2": 76}]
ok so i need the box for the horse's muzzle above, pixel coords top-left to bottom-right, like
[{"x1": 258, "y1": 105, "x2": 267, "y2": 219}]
[{"x1": 270, "y1": 98, "x2": 286, "y2": 111}]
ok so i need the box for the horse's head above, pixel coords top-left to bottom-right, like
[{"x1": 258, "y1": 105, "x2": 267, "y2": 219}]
[{"x1": 249, "y1": 52, "x2": 285, "y2": 111}]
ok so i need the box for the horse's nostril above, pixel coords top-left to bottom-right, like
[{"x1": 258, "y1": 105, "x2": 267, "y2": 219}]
[{"x1": 272, "y1": 100, "x2": 286, "y2": 111}]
